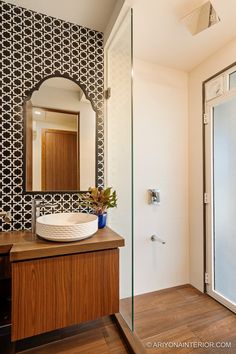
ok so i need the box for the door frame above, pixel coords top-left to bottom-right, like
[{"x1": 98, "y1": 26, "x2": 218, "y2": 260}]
[{"x1": 203, "y1": 62, "x2": 236, "y2": 313}]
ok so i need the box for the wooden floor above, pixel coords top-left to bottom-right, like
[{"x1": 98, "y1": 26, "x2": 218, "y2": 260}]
[
  {"x1": 132, "y1": 285, "x2": 236, "y2": 353},
  {"x1": 13, "y1": 285, "x2": 236, "y2": 354},
  {"x1": 17, "y1": 317, "x2": 130, "y2": 354}
]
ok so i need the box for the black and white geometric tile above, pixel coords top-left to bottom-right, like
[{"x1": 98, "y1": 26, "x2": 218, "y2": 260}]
[{"x1": 0, "y1": 1, "x2": 104, "y2": 231}]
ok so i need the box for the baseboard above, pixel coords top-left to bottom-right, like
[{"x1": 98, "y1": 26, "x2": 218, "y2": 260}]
[{"x1": 133, "y1": 283, "x2": 194, "y2": 299}]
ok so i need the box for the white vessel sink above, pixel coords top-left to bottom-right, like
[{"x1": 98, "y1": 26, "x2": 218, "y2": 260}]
[{"x1": 36, "y1": 212, "x2": 98, "y2": 242}]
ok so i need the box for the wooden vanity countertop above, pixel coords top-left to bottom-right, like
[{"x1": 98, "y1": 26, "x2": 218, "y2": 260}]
[{"x1": 0, "y1": 227, "x2": 125, "y2": 262}]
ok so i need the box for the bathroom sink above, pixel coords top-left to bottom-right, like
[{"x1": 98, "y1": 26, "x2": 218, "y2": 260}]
[{"x1": 36, "y1": 213, "x2": 98, "y2": 242}]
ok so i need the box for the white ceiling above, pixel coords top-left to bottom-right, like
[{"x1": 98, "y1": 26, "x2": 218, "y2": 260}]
[
  {"x1": 133, "y1": 0, "x2": 236, "y2": 71},
  {"x1": 42, "y1": 78, "x2": 81, "y2": 92},
  {"x1": 4, "y1": 0, "x2": 236, "y2": 71},
  {"x1": 3, "y1": 0, "x2": 118, "y2": 32}
]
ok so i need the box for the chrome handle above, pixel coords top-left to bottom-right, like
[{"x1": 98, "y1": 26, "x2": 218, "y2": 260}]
[
  {"x1": 150, "y1": 235, "x2": 166, "y2": 244},
  {"x1": 41, "y1": 203, "x2": 60, "y2": 208}
]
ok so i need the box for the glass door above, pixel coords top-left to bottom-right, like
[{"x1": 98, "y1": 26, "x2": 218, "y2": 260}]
[
  {"x1": 105, "y1": 9, "x2": 134, "y2": 329},
  {"x1": 205, "y1": 67, "x2": 236, "y2": 312}
]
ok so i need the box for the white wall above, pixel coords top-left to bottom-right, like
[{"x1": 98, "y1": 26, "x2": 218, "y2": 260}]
[
  {"x1": 133, "y1": 37, "x2": 236, "y2": 295},
  {"x1": 134, "y1": 59, "x2": 189, "y2": 295},
  {"x1": 189, "y1": 37, "x2": 236, "y2": 291},
  {"x1": 103, "y1": 0, "x2": 125, "y2": 45},
  {"x1": 79, "y1": 103, "x2": 96, "y2": 190}
]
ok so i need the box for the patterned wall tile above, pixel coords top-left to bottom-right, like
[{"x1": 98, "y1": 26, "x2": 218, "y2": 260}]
[{"x1": 0, "y1": 1, "x2": 104, "y2": 231}]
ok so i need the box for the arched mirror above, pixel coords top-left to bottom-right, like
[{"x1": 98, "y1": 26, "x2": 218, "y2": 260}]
[{"x1": 24, "y1": 77, "x2": 96, "y2": 193}]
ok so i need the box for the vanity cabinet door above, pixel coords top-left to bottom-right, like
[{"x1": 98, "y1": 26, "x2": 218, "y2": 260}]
[{"x1": 11, "y1": 249, "x2": 119, "y2": 341}]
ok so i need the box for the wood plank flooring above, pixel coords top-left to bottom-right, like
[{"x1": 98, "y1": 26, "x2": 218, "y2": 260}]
[
  {"x1": 15, "y1": 285, "x2": 236, "y2": 353},
  {"x1": 17, "y1": 317, "x2": 130, "y2": 354},
  {"x1": 132, "y1": 285, "x2": 236, "y2": 353}
]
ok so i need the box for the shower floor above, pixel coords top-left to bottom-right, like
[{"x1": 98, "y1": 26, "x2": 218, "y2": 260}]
[{"x1": 122, "y1": 284, "x2": 236, "y2": 353}]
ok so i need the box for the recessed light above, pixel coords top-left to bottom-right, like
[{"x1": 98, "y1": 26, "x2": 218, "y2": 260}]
[{"x1": 34, "y1": 110, "x2": 42, "y2": 115}]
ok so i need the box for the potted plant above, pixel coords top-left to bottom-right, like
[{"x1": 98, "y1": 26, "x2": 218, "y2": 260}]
[{"x1": 79, "y1": 187, "x2": 117, "y2": 228}]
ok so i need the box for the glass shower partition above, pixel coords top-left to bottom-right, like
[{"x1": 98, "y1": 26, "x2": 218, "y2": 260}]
[{"x1": 105, "y1": 9, "x2": 134, "y2": 330}]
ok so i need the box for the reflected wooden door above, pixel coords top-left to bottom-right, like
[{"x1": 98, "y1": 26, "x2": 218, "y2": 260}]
[{"x1": 42, "y1": 129, "x2": 78, "y2": 191}]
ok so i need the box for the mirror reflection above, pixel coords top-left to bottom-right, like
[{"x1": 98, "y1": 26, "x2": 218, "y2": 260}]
[{"x1": 25, "y1": 77, "x2": 96, "y2": 192}]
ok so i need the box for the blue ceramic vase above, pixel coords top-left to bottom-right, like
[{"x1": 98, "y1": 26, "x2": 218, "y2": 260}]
[{"x1": 98, "y1": 213, "x2": 107, "y2": 229}]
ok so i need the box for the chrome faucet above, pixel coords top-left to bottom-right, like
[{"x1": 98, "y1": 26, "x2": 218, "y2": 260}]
[
  {"x1": 31, "y1": 198, "x2": 60, "y2": 234},
  {"x1": 151, "y1": 235, "x2": 166, "y2": 244},
  {"x1": 148, "y1": 189, "x2": 160, "y2": 204},
  {"x1": 0, "y1": 211, "x2": 12, "y2": 223}
]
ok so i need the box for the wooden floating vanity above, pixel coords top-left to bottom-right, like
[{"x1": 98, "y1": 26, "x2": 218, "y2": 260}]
[{"x1": 0, "y1": 228, "x2": 124, "y2": 342}]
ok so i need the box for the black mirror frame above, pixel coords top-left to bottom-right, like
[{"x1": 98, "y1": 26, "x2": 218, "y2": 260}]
[{"x1": 22, "y1": 74, "x2": 100, "y2": 195}]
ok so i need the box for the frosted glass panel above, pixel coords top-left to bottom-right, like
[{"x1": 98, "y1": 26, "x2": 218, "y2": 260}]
[
  {"x1": 229, "y1": 71, "x2": 236, "y2": 90},
  {"x1": 106, "y1": 10, "x2": 133, "y2": 329},
  {"x1": 213, "y1": 95, "x2": 236, "y2": 304}
]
